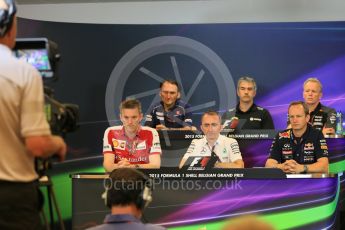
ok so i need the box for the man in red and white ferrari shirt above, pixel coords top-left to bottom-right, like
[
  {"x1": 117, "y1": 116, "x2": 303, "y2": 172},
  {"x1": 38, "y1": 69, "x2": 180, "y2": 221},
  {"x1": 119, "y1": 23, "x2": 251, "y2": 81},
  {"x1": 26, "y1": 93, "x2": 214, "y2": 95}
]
[{"x1": 103, "y1": 99, "x2": 161, "y2": 172}]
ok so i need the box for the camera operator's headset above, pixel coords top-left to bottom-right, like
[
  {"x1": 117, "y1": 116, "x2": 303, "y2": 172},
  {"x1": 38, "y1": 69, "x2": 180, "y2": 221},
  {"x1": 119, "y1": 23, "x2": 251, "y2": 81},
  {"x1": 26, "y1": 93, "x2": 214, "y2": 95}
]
[
  {"x1": 0, "y1": 0, "x2": 16, "y2": 37},
  {"x1": 103, "y1": 171, "x2": 153, "y2": 211}
]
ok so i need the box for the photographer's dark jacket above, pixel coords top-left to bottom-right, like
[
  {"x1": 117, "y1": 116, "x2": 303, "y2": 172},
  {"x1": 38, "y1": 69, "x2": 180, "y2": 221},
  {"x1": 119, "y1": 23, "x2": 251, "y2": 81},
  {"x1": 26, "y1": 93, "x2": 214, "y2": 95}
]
[{"x1": 268, "y1": 124, "x2": 328, "y2": 164}]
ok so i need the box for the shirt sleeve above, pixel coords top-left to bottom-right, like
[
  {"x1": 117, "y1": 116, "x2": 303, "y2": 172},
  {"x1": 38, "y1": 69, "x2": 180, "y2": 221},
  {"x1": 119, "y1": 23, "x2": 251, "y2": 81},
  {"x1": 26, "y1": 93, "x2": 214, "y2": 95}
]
[
  {"x1": 149, "y1": 129, "x2": 162, "y2": 155},
  {"x1": 262, "y1": 109, "x2": 275, "y2": 129},
  {"x1": 268, "y1": 133, "x2": 282, "y2": 162},
  {"x1": 144, "y1": 109, "x2": 154, "y2": 127},
  {"x1": 21, "y1": 68, "x2": 51, "y2": 137},
  {"x1": 228, "y1": 139, "x2": 243, "y2": 162},
  {"x1": 103, "y1": 127, "x2": 114, "y2": 154},
  {"x1": 315, "y1": 131, "x2": 329, "y2": 159}
]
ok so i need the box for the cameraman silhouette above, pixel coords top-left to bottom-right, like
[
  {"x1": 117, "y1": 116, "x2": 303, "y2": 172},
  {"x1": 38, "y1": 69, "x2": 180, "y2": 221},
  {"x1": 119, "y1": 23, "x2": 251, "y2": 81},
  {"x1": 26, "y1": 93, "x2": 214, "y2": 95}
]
[{"x1": 0, "y1": 0, "x2": 66, "y2": 229}]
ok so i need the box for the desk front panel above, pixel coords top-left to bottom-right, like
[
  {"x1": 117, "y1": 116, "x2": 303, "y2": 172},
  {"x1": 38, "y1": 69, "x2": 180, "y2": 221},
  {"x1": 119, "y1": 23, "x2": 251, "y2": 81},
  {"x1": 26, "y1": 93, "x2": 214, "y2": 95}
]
[{"x1": 72, "y1": 171, "x2": 339, "y2": 230}]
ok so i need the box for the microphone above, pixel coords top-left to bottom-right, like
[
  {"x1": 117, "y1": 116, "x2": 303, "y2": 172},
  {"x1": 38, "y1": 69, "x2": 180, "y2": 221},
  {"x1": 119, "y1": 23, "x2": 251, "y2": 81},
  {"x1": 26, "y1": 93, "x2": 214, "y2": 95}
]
[{"x1": 201, "y1": 152, "x2": 220, "y2": 170}]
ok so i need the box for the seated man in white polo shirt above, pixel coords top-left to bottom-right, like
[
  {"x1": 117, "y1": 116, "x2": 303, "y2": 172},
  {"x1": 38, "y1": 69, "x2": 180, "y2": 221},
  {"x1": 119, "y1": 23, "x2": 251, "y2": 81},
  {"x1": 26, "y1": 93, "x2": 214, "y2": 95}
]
[{"x1": 179, "y1": 111, "x2": 244, "y2": 169}]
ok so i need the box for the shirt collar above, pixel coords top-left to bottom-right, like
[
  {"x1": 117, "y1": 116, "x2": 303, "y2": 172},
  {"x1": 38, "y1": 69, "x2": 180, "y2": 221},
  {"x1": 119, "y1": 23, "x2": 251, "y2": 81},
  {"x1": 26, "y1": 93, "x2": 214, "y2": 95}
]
[
  {"x1": 291, "y1": 124, "x2": 311, "y2": 141},
  {"x1": 310, "y1": 102, "x2": 322, "y2": 116},
  {"x1": 120, "y1": 126, "x2": 141, "y2": 139},
  {"x1": 104, "y1": 214, "x2": 141, "y2": 224},
  {"x1": 236, "y1": 103, "x2": 257, "y2": 114},
  {"x1": 0, "y1": 44, "x2": 13, "y2": 57},
  {"x1": 302, "y1": 124, "x2": 312, "y2": 139},
  {"x1": 202, "y1": 135, "x2": 221, "y2": 147},
  {"x1": 160, "y1": 99, "x2": 179, "y2": 112}
]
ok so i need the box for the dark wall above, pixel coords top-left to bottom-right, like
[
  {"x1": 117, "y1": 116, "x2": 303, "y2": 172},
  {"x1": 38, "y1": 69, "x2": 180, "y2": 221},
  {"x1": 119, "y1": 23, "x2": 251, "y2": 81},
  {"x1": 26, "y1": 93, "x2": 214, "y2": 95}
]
[{"x1": 17, "y1": 19, "x2": 345, "y2": 161}]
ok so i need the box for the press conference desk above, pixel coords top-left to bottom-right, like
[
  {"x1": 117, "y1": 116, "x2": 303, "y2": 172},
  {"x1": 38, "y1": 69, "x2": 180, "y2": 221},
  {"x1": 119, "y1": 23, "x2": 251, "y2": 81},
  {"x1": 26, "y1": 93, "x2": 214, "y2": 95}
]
[
  {"x1": 68, "y1": 130, "x2": 344, "y2": 229},
  {"x1": 71, "y1": 169, "x2": 340, "y2": 230}
]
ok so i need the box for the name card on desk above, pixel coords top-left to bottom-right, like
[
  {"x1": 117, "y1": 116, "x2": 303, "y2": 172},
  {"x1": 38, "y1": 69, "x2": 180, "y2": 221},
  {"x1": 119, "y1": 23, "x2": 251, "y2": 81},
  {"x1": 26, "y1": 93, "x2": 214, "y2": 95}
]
[
  {"x1": 225, "y1": 129, "x2": 277, "y2": 139},
  {"x1": 157, "y1": 129, "x2": 277, "y2": 140},
  {"x1": 142, "y1": 167, "x2": 286, "y2": 179},
  {"x1": 157, "y1": 130, "x2": 203, "y2": 140}
]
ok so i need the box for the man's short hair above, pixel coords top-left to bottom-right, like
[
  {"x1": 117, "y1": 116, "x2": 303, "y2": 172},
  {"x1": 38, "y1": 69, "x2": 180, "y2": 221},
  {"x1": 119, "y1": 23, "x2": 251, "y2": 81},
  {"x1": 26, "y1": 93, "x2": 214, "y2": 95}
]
[
  {"x1": 105, "y1": 168, "x2": 151, "y2": 210},
  {"x1": 303, "y1": 77, "x2": 323, "y2": 93},
  {"x1": 237, "y1": 76, "x2": 257, "y2": 91},
  {"x1": 288, "y1": 101, "x2": 309, "y2": 116},
  {"x1": 201, "y1": 110, "x2": 221, "y2": 123},
  {"x1": 120, "y1": 99, "x2": 142, "y2": 114},
  {"x1": 0, "y1": 0, "x2": 17, "y2": 37},
  {"x1": 160, "y1": 79, "x2": 180, "y2": 92}
]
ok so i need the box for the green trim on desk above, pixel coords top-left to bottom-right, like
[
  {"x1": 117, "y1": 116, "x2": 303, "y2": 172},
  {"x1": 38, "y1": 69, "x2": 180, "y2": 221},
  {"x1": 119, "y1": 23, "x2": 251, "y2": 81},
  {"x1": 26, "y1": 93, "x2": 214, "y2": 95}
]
[{"x1": 329, "y1": 159, "x2": 345, "y2": 174}]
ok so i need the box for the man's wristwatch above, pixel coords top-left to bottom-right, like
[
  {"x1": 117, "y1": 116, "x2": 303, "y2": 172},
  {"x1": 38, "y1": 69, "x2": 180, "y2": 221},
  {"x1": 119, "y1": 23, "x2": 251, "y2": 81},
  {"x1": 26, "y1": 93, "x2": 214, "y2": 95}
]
[{"x1": 302, "y1": 165, "x2": 308, "y2": 174}]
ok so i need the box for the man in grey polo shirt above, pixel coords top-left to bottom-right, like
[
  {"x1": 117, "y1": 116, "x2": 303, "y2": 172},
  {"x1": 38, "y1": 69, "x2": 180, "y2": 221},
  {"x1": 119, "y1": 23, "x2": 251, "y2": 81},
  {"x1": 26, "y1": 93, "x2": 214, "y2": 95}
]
[{"x1": 0, "y1": 1, "x2": 66, "y2": 229}]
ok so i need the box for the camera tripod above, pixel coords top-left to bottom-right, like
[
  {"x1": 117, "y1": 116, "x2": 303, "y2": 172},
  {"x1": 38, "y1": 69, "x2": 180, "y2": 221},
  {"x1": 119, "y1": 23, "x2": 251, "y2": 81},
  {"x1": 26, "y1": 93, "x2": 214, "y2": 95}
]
[{"x1": 39, "y1": 175, "x2": 65, "y2": 230}]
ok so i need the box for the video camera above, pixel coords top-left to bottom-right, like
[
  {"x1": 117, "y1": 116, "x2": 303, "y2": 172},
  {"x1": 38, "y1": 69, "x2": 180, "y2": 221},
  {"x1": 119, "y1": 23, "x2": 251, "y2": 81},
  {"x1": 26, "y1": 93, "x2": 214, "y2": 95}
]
[
  {"x1": 13, "y1": 38, "x2": 79, "y2": 137},
  {"x1": 13, "y1": 38, "x2": 80, "y2": 176}
]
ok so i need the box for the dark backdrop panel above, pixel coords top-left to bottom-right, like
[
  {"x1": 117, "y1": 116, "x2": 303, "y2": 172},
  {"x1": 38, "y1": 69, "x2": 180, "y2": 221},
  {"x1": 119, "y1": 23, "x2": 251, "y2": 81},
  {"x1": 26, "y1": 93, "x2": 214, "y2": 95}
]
[{"x1": 17, "y1": 19, "x2": 345, "y2": 162}]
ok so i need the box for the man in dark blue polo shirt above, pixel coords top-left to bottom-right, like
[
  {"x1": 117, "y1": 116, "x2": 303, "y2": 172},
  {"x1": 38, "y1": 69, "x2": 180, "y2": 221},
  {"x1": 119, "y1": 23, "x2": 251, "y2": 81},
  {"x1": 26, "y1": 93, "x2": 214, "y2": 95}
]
[
  {"x1": 87, "y1": 168, "x2": 165, "y2": 230},
  {"x1": 145, "y1": 80, "x2": 195, "y2": 130},
  {"x1": 265, "y1": 101, "x2": 329, "y2": 174}
]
